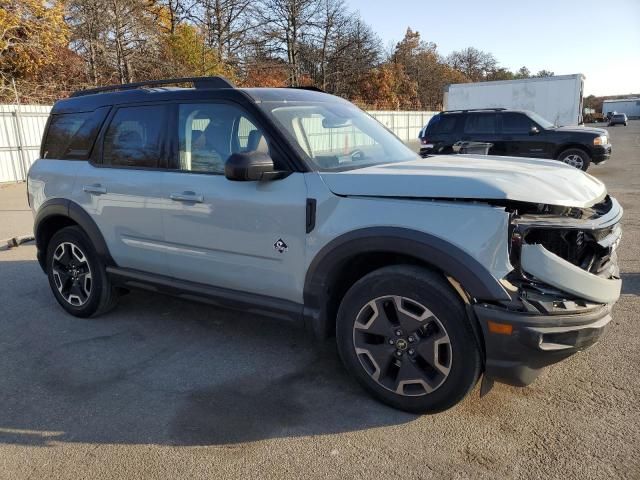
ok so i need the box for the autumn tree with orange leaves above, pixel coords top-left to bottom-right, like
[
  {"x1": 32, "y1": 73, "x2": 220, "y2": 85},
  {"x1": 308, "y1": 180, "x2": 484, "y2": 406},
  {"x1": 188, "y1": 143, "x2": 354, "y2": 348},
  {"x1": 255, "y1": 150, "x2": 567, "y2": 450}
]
[{"x1": 1, "y1": 0, "x2": 553, "y2": 107}]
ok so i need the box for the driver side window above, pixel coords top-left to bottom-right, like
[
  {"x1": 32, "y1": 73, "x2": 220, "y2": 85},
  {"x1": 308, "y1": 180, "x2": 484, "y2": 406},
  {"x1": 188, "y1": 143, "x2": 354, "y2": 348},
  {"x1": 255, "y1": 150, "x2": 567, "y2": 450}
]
[
  {"x1": 175, "y1": 103, "x2": 271, "y2": 174},
  {"x1": 501, "y1": 113, "x2": 535, "y2": 134}
]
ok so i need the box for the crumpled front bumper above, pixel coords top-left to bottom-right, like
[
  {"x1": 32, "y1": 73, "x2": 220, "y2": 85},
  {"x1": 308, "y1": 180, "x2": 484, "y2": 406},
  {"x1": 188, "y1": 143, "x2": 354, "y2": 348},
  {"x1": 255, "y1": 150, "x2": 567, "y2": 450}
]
[
  {"x1": 474, "y1": 302, "x2": 612, "y2": 386},
  {"x1": 520, "y1": 243, "x2": 621, "y2": 303},
  {"x1": 477, "y1": 196, "x2": 622, "y2": 386}
]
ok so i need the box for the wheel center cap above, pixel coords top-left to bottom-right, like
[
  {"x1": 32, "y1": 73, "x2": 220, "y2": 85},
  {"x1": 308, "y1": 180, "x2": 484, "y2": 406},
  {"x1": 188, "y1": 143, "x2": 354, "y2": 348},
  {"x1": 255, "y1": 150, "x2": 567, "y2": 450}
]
[{"x1": 395, "y1": 338, "x2": 408, "y2": 351}]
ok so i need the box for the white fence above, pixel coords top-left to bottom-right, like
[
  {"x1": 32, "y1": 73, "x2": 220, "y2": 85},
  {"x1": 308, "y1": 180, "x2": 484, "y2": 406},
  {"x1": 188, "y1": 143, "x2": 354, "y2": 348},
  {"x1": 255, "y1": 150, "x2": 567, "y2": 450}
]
[
  {"x1": 0, "y1": 105, "x2": 51, "y2": 183},
  {"x1": 0, "y1": 104, "x2": 436, "y2": 183},
  {"x1": 368, "y1": 110, "x2": 436, "y2": 143}
]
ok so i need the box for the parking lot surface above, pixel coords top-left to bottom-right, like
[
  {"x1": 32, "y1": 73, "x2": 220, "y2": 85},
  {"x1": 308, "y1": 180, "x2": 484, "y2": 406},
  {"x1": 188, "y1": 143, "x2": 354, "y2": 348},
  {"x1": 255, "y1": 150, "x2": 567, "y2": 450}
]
[{"x1": 1, "y1": 122, "x2": 639, "y2": 479}]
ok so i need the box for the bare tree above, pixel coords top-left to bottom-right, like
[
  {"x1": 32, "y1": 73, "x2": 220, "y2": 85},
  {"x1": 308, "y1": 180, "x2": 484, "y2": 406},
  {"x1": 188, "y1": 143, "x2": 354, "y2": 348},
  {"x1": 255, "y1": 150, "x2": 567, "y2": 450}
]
[
  {"x1": 195, "y1": 0, "x2": 256, "y2": 65},
  {"x1": 153, "y1": 0, "x2": 195, "y2": 34},
  {"x1": 67, "y1": 0, "x2": 107, "y2": 85},
  {"x1": 329, "y1": 15, "x2": 381, "y2": 97},
  {"x1": 258, "y1": 0, "x2": 321, "y2": 86},
  {"x1": 104, "y1": 0, "x2": 161, "y2": 83},
  {"x1": 446, "y1": 47, "x2": 498, "y2": 81},
  {"x1": 314, "y1": 0, "x2": 349, "y2": 90}
]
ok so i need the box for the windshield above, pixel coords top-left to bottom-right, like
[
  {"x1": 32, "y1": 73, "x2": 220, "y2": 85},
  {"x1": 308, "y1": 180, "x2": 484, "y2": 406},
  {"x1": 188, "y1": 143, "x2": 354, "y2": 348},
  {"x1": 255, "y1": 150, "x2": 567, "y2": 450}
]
[
  {"x1": 525, "y1": 110, "x2": 555, "y2": 129},
  {"x1": 258, "y1": 99, "x2": 418, "y2": 171}
]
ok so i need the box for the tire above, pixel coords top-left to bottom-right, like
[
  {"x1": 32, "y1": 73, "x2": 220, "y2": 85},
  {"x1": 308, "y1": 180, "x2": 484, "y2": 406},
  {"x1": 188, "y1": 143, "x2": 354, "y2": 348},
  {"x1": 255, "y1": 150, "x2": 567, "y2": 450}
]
[
  {"x1": 46, "y1": 226, "x2": 118, "y2": 317},
  {"x1": 336, "y1": 265, "x2": 482, "y2": 413},
  {"x1": 558, "y1": 148, "x2": 591, "y2": 171}
]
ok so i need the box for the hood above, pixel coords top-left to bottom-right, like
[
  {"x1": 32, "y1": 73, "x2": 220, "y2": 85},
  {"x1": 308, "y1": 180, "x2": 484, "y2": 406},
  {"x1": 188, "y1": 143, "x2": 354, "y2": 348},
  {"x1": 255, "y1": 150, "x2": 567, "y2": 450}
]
[
  {"x1": 552, "y1": 125, "x2": 608, "y2": 135},
  {"x1": 320, "y1": 155, "x2": 607, "y2": 208}
]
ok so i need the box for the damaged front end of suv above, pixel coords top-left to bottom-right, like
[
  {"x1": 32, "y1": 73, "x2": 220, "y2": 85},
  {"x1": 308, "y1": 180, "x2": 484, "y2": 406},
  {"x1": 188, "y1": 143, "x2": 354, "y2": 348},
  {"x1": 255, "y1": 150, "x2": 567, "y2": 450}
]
[{"x1": 474, "y1": 195, "x2": 623, "y2": 389}]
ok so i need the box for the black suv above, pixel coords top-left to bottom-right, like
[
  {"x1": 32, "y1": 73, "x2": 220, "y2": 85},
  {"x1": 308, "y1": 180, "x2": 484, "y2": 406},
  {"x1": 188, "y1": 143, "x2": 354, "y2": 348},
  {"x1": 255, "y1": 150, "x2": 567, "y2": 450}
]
[{"x1": 419, "y1": 108, "x2": 611, "y2": 171}]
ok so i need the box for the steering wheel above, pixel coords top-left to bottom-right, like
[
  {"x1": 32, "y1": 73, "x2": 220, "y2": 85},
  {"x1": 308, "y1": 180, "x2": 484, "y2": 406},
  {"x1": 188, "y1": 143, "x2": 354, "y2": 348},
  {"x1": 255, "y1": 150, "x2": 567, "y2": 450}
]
[{"x1": 350, "y1": 149, "x2": 365, "y2": 161}]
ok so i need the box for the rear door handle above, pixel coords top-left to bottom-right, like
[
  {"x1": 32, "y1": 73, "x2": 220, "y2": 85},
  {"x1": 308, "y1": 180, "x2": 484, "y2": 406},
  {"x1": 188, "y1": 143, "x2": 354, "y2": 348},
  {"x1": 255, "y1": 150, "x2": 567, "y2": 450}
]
[
  {"x1": 83, "y1": 184, "x2": 107, "y2": 195},
  {"x1": 170, "y1": 191, "x2": 204, "y2": 203}
]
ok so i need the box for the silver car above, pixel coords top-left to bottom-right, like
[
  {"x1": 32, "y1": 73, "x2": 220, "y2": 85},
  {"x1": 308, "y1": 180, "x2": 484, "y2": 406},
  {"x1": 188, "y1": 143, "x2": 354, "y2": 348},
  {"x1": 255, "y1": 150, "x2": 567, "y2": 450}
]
[{"x1": 608, "y1": 113, "x2": 628, "y2": 126}]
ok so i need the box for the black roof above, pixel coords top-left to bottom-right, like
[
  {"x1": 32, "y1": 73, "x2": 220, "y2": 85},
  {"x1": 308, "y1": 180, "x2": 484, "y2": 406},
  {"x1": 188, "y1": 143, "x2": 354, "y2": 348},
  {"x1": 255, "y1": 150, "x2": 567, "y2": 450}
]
[{"x1": 52, "y1": 76, "x2": 344, "y2": 114}]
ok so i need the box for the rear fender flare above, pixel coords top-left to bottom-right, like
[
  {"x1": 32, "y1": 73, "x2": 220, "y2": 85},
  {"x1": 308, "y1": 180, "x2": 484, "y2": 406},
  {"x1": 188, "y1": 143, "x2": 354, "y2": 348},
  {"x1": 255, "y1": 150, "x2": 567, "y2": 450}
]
[{"x1": 34, "y1": 198, "x2": 115, "y2": 270}]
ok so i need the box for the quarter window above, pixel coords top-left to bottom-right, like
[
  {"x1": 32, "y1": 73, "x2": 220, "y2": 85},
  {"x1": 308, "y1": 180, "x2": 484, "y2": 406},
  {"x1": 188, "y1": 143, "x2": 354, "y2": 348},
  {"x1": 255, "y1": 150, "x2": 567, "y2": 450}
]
[
  {"x1": 463, "y1": 113, "x2": 497, "y2": 134},
  {"x1": 176, "y1": 103, "x2": 270, "y2": 174},
  {"x1": 42, "y1": 107, "x2": 109, "y2": 160},
  {"x1": 103, "y1": 105, "x2": 169, "y2": 168}
]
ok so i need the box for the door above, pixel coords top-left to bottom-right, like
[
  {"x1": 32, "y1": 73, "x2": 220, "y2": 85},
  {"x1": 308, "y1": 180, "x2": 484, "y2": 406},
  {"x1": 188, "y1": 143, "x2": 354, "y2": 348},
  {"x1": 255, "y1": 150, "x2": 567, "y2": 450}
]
[
  {"x1": 499, "y1": 112, "x2": 549, "y2": 158},
  {"x1": 161, "y1": 102, "x2": 308, "y2": 303},
  {"x1": 460, "y1": 112, "x2": 504, "y2": 155},
  {"x1": 72, "y1": 104, "x2": 171, "y2": 275}
]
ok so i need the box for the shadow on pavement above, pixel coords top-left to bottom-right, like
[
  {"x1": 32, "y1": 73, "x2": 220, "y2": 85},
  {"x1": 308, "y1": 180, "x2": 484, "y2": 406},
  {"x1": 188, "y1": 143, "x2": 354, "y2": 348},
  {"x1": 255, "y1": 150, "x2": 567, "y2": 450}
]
[
  {"x1": 621, "y1": 272, "x2": 640, "y2": 296},
  {"x1": 0, "y1": 259, "x2": 416, "y2": 447}
]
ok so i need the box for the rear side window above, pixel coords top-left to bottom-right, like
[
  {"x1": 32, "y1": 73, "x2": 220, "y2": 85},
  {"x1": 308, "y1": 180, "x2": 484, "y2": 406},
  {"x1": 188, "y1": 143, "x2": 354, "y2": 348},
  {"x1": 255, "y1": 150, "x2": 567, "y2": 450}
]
[
  {"x1": 42, "y1": 107, "x2": 109, "y2": 160},
  {"x1": 426, "y1": 115, "x2": 458, "y2": 135},
  {"x1": 464, "y1": 113, "x2": 497, "y2": 134},
  {"x1": 103, "y1": 105, "x2": 169, "y2": 168},
  {"x1": 501, "y1": 113, "x2": 535, "y2": 134}
]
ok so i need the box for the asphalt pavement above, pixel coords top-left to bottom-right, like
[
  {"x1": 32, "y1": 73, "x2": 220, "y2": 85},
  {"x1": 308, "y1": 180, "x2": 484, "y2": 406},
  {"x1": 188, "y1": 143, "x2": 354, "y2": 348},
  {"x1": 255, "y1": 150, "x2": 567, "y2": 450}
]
[
  {"x1": 0, "y1": 122, "x2": 638, "y2": 479},
  {"x1": 0, "y1": 182, "x2": 31, "y2": 242}
]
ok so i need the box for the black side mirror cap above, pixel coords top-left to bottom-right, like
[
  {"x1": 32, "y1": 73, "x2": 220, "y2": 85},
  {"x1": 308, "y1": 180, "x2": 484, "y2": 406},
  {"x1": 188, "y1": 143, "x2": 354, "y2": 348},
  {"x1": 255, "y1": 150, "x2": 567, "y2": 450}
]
[{"x1": 225, "y1": 151, "x2": 285, "y2": 181}]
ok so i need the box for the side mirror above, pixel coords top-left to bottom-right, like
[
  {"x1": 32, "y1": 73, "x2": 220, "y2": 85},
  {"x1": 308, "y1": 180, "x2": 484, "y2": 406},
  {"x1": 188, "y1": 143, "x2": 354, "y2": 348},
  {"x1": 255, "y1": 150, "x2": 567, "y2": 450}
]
[
  {"x1": 225, "y1": 151, "x2": 283, "y2": 181},
  {"x1": 529, "y1": 126, "x2": 540, "y2": 135}
]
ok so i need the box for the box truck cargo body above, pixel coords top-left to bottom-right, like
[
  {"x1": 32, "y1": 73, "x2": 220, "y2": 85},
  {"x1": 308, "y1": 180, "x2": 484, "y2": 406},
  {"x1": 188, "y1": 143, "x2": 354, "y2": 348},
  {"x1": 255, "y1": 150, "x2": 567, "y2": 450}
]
[{"x1": 443, "y1": 74, "x2": 585, "y2": 126}]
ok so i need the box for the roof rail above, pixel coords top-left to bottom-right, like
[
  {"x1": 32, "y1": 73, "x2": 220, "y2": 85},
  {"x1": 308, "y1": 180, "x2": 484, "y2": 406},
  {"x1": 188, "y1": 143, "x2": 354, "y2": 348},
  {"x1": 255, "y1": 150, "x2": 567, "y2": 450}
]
[
  {"x1": 70, "y1": 76, "x2": 235, "y2": 98},
  {"x1": 442, "y1": 108, "x2": 507, "y2": 113},
  {"x1": 285, "y1": 86, "x2": 326, "y2": 93}
]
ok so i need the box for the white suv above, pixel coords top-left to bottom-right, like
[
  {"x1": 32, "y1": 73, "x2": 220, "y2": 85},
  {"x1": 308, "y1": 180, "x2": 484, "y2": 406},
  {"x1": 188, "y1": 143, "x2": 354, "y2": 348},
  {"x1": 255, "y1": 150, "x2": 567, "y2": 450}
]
[{"x1": 28, "y1": 77, "x2": 623, "y2": 413}]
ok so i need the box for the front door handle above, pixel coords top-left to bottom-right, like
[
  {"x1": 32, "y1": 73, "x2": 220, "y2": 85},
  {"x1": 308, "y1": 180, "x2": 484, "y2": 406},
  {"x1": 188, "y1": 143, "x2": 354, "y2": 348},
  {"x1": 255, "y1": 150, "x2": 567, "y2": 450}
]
[
  {"x1": 170, "y1": 191, "x2": 204, "y2": 203},
  {"x1": 83, "y1": 184, "x2": 107, "y2": 195}
]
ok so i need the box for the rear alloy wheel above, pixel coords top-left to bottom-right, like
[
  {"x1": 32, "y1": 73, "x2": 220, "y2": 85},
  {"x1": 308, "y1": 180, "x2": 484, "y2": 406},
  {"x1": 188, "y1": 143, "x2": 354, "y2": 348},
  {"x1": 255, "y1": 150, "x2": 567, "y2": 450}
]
[
  {"x1": 46, "y1": 226, "x2": 118, "y2": 317},
  {"x1": 336, "y1": 265, "x2": 481, "y2": 413},
  {"x1": 558, "y1": 148, "x2": 590, "y2": 171},
  {"x1": 51, "y1": 241, "x2": 93, "y2": 307}
]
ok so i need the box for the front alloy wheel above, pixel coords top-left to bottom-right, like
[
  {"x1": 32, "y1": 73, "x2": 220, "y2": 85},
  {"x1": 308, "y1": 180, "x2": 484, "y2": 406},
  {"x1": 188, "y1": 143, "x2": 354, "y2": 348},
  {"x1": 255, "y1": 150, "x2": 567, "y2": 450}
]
[
  {"x1": 337, "y1": 265, "x2": 482, "y2": 413},
  {"x1": 353, "y1": 295, "x2": 452, "y2": 396},
  {"x1": 561, "y1": 153, "x2": 585, "y2": 169},
  {"x1": 558, "y1": 148, "x2": 590, "y2": 171}
]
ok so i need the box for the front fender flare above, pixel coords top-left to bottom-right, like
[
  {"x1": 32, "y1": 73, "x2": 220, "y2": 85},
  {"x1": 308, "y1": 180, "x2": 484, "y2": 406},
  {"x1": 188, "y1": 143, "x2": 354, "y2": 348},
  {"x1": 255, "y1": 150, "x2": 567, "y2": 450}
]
[{"x1": 303, "y1": 227, "x2": 510, "y2": 338}]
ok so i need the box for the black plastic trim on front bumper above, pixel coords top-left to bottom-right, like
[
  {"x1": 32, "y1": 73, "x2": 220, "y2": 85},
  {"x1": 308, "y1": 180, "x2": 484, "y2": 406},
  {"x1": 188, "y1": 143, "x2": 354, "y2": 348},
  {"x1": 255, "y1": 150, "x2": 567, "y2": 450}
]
[
  {"x1": 592, "y1": 145, "x2": 612, "y2": 164},
  {"x1": 473, "y1": 303, "x2": 612, "y2": 387}
]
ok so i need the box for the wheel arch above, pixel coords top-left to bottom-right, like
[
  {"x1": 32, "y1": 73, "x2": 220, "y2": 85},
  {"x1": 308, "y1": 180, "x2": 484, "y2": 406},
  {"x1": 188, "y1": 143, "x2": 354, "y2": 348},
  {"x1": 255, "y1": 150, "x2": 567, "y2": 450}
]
[
  {"x1": 34, "y1": 198, "x2": 115, "y2": 272},
  {"x1": 554, "y1": 143, "x2": 592, "y2": 160},
  {"x1": 303, "y1": 227, "x2": 510, "y2": 339}
]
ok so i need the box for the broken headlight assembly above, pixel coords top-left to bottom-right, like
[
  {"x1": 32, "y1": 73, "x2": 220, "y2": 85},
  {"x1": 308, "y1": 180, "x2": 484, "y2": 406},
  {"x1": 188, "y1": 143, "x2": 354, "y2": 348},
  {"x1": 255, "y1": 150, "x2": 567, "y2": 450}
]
[{"x1": 503, "y1": 196, "x2": 622, "y2": 313}]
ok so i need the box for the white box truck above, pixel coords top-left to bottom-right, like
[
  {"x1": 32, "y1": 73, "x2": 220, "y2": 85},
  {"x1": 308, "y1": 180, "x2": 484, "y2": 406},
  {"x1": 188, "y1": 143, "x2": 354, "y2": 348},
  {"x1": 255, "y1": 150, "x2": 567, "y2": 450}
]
[{"x1": 443, "y1": 74, "x2": 585, "y2": 126}]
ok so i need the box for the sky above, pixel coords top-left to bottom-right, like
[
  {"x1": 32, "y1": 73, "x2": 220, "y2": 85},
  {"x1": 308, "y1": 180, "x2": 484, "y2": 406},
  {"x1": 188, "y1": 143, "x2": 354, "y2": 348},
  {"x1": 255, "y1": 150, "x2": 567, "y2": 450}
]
[{"x1": 347, "y1": 0, "x2": 640, "y2": 96}]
